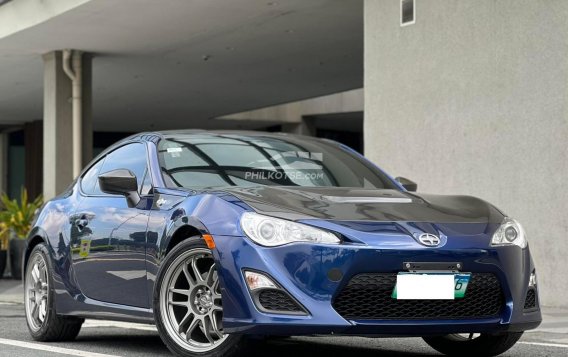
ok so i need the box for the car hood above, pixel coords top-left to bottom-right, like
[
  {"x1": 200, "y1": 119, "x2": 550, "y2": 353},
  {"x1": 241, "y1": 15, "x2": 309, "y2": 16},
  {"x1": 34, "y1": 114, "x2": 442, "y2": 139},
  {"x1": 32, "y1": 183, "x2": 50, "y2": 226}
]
[{"x1": 217, "y1": 186, "x2": 504, "y2": 224}]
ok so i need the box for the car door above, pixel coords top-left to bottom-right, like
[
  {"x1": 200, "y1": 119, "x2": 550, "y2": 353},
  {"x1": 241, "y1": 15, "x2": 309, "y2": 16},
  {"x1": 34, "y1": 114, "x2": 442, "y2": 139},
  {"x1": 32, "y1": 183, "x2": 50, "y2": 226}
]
[{"x1": 70, "y1": 142, "x2": 153, "y2": 308}]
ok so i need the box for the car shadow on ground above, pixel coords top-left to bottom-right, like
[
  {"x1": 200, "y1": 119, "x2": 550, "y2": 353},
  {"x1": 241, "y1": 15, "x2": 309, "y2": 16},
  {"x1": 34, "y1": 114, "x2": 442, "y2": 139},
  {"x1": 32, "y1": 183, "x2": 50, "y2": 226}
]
[
  {"x1": 73, "y1": 333, "x2": 438, "y2": 356},
  {"x1": 253, "y1": 338, "x2": 438, "y2": 356}
]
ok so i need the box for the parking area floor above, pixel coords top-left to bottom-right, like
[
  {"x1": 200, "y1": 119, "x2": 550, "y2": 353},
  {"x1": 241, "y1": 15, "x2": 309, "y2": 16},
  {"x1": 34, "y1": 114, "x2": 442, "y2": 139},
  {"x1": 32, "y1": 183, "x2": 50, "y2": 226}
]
[{"x1": 1, "y1": 280, "x2": 566, "y2": 356}]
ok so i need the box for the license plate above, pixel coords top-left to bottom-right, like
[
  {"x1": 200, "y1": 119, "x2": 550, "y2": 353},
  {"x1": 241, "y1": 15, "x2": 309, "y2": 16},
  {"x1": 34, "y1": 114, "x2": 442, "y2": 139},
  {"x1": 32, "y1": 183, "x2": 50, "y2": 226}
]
[{"x1": 392, "y1": 273, "x2": 471, "y2": 300}]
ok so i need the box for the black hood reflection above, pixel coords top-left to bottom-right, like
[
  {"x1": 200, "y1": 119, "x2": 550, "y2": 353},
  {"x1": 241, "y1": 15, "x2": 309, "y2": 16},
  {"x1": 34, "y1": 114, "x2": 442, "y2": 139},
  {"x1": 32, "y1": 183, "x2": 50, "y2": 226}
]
[{"x1": 217, "y1": 186, "x2": 504, "y2": 224}]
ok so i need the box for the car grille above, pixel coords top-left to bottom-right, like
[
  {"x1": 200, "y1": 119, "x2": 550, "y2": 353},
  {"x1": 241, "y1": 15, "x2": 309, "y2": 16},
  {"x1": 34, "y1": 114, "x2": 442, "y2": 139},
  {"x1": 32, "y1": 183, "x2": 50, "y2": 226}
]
[
  {"x1": 258, "y1": 289, "x2": 304, "y2": 313},
  {"x1": 524, "y1": 288, "x2": 537, "y2": 309},
  {"x1": 333, "y1": 273, "x2": 504, "y2": 320}
]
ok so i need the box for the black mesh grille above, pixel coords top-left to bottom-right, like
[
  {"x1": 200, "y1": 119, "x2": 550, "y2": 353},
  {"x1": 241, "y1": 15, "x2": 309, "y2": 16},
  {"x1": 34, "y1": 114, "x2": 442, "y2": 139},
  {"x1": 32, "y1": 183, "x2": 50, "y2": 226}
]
[
  {"x1": 524, "y1": 288, "x2": 537, "y2": 309},
  {"x1": 258, "y1": 290, "x2": 303, "y2": 313},
  {"x1": 333, "y1": 273, "x2": 504, "y2": 320}
]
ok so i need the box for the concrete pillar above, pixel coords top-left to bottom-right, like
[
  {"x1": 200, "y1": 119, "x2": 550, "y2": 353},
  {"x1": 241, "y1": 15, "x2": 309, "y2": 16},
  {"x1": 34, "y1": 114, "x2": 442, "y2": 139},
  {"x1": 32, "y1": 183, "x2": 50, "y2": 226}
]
[
  {"x1": 82, "y1": 54, "x2": 93, "y2": 166},
  {"x1": 42, "y1": 51, "x2": 92, "y2": 200},
  {"x1": 281, "y1": 117, "x2": 316, "y2": 136},
  {"x1": 0, "y1": 132, "x2": 7, "y2": 194}
]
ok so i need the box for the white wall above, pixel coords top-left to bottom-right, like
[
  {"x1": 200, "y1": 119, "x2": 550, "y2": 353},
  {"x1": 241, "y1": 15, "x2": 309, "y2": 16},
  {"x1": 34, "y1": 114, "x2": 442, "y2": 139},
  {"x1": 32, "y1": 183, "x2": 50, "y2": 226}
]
[{"x1": 365, "y1": 0, "x2": 568, "y2": 307}]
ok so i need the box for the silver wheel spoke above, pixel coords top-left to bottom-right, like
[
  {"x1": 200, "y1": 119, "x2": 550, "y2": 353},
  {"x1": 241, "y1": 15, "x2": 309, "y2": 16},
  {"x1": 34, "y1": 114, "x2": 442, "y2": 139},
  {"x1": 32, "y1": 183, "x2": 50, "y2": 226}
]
[
  {"x1": 185, "y1": 317, "x2": 200, "y2": 341},
  {"x1": 38, "y1": 299, "x2": 47, "y2": 322},
  {"x1": 212, "y1": 278, "x2": 221, "y2": 294},
  {"x1": 170, "y1": 288, "x2": 191, "y2": 296},
  {"x1": 31, "y1": 264, "x2": 40, "y2": 283},
  {"x1": 205, "y1": 265, "x2": 216, "y2": 287},
  {"x1": 31, "y1": 302, "x2": 38, "y2": 320},
  {"x1": 202, "y1": 317, "x2": 215, "y2": 344},
  {"x1": 177, "y1": 311, "x2": 194, "y2": 333},
  {"x1": 182, "y1": 263, "x2": 196, "y2": 286},
  {"x1": 191, "y1": 257, "x2": 204, "y2": 283},
  {"x1": 169, "y1": 300, "x2": 188, "y2": 307},
  {"x1": 210, "y1": 313, "x2": 224, "y2": 338}
]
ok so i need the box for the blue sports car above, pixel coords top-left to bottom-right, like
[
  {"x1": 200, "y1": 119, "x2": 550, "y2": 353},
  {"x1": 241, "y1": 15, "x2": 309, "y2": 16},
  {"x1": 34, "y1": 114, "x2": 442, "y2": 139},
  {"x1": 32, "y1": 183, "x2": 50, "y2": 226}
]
[{"x1": 24, "y1": 131, "x2": 541, "y2": 356}]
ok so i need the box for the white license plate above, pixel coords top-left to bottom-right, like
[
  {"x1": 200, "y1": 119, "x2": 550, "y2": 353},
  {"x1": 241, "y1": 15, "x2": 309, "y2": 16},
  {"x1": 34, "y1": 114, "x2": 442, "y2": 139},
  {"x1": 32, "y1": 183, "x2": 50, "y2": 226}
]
[{"x1": 396, "y1": 273, "x2": 455, "y2": 300}]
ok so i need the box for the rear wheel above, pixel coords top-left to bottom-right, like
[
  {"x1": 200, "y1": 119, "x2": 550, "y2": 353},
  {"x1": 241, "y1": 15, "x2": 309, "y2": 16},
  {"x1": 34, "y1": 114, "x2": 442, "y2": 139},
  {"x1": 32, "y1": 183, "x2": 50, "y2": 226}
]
[
  {"x1": 24, "y1": 243, "x2": 83, "y2": 341},
  {"x1": 154, "y1": 238, "x2": 245, "y2": 357},
  {"x1": 423, "y1": 332, "x2": 523, "y2": 356}
]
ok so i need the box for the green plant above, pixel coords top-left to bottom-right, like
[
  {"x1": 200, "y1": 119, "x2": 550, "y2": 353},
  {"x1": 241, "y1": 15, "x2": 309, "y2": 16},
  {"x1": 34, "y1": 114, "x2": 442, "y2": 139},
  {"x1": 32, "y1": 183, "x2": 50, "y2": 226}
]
[
  {"x1": 0, "y1": 203, "x2": 8, "y2": 250},
  {"x1": 0, "y1": 188, "x2": 43, "y2": 240},
  {"x1": 0, "y1": 226, "x2": 7, "y2": 250}
]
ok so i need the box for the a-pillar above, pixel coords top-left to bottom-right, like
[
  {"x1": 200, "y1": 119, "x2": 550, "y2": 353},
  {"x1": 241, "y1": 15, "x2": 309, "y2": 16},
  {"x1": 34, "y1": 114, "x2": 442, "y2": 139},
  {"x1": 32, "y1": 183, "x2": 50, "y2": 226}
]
[{"x1": 42, "y1": 51, "x2": 92, "y2": 200}]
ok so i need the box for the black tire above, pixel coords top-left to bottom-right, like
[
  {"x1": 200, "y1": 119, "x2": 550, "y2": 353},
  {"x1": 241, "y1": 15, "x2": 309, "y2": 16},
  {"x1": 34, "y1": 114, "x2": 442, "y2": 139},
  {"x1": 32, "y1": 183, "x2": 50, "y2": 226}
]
[
  {"x1": 153, "y1": 237, "x2": 246, "y2": 357},
  {"x1": 423, "y1": 332, "x2": 523, "y2": 356},
  {"x1": 24, "y1": 243, "x2": 84, "y2": 341}
]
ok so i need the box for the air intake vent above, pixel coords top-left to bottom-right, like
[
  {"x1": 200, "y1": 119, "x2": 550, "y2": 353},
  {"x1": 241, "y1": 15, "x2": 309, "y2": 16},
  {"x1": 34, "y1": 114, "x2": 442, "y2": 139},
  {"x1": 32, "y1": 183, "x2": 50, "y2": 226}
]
[
  {"x1": 333, "y1": 273, "x2": 504, "y2": 320},
  {"x1": 257, "y1": 289, "x2": 304, "y2": 314}
]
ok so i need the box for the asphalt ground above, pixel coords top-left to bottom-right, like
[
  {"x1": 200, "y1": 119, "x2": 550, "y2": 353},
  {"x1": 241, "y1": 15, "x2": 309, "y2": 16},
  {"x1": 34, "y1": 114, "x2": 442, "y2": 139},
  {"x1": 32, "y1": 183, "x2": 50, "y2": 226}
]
[{"x1": 0, "y1": 280, "x2": 567, "y2": 356}]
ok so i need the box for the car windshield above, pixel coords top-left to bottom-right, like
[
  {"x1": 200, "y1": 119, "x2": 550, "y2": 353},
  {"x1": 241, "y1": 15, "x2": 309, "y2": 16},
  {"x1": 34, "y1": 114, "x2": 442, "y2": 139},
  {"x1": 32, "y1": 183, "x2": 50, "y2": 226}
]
[{"x1": 157, "y1": 134, "x2": 397, "y2": 189}]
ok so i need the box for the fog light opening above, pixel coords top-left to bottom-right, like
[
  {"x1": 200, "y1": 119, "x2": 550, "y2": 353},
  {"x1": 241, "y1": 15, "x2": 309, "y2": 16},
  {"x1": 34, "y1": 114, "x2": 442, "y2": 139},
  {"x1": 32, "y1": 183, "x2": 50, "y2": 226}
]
[{"x1": 244, "y1": 271, "x2": 277, "y2": 291}]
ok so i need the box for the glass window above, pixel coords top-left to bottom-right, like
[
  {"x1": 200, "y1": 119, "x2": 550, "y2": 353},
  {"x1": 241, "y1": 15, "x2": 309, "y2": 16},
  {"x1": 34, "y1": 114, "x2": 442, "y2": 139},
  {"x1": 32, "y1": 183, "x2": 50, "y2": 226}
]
[
  {"x1": 100, "y1": 143, "x2": 149, "y2": 193},
  {"x1": 199, "y1": 144, "x2": 276, "y2": 170},
  {"x1": 157, "y1": 134, "x2": 397, "y2": 190},
  {"x1": 169, "y1": 172, "x2": 231, "y2": 188},
  {"x1": 159, "y1": 140, "x2": 208, "y2": 168},
  {"x1": 401, "y1": 0, "x2": 415, "y2": 26},
  {"x1": 81, "y1": 158, "x2": 105, "y2": 195}
]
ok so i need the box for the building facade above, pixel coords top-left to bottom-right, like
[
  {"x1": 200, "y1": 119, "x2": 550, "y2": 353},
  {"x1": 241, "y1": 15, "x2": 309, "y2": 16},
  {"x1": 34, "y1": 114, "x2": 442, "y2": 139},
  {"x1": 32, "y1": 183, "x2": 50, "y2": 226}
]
[{"x1": 365, "y1": 0, "x2": 568, "y2": 308}]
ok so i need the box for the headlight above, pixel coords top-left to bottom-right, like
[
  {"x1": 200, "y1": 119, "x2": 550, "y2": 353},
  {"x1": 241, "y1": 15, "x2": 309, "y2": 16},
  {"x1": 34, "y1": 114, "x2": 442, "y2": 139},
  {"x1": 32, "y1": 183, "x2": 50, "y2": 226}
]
[
  {"x1": 240, "y1": 212, "x2": 340, "y2": 247},
  {"x1": 491, "y1": 218, "x2": 527, "y2": 248}
]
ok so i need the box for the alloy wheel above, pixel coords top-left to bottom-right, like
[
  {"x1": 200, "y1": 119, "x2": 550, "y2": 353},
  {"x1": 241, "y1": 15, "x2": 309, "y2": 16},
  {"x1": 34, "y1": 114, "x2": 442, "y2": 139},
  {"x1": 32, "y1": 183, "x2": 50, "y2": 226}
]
[
  {"x1": 160, "y1": 248, "x2": 227, "y2": 353},
  {"x1": 25, "y1": 252, "x2": 49, "y2": 331}
]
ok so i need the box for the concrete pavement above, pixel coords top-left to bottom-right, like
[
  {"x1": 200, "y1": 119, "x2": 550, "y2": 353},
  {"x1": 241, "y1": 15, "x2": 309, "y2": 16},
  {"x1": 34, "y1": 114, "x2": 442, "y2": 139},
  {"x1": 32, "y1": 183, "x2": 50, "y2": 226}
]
[{"x1": 0, "y1": 279, "x2": 23, "y2": 304}]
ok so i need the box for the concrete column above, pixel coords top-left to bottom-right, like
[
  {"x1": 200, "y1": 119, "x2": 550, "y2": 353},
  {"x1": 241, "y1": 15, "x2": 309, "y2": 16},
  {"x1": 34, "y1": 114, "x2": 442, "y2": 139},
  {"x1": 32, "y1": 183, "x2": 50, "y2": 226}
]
[
  {"x1": 0, "y1": 132, "x2": 7, "y2": 194},
  {"x1": 82, "y1": 54, "x2": 93, "y2": 165},
  {"x1": 281, "y1": 117, "x2": 316, "y2": 136},
  {"x1": 42, "y1": 51, "x2": 92, "y2": 199}
]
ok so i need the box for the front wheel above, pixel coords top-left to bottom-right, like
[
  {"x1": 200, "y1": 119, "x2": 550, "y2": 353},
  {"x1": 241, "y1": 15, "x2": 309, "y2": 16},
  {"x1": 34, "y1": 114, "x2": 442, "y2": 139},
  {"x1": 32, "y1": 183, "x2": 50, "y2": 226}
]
[
  {"x1": 423, "y1": 332, "x2": 523, "y2": 356},
  {"x1": 154, "y1": 238, "x2": 245, "y2": 357}
]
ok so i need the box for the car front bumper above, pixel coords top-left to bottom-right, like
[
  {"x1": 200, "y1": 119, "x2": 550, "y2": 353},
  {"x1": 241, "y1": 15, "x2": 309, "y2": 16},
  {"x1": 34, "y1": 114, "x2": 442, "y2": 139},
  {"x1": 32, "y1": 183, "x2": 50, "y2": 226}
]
[{"x1": 212, "y1": 220, "x2": 542, "y2": 336}]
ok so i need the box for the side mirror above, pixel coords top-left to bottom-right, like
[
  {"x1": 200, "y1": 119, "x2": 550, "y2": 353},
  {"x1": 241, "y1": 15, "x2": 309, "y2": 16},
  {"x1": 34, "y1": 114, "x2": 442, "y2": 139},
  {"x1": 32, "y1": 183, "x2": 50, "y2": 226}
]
[
  {"x1": 395, "y1": 176, "x2": 417, "y2": 192},
  {"x1": 98, "y1": 169, "x2": 140, "y2": 207}
]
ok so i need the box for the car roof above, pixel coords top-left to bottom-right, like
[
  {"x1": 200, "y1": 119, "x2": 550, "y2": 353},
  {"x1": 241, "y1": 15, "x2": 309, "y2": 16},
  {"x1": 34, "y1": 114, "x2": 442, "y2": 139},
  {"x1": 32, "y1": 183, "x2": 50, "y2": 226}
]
[{"x1": 125, "y1": 129, "x2": 332, "y2": 144}]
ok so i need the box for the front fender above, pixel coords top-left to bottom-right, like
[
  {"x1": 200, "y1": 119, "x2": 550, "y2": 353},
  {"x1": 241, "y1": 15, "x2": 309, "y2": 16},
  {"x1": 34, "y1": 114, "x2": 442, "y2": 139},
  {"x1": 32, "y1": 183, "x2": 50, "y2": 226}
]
[
  {"x1": 155, "y1": 192, "x2": 251, "y2": 257},
  {"x1": 159, "y1": 213, "x2": 210, "y2": 257}
]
